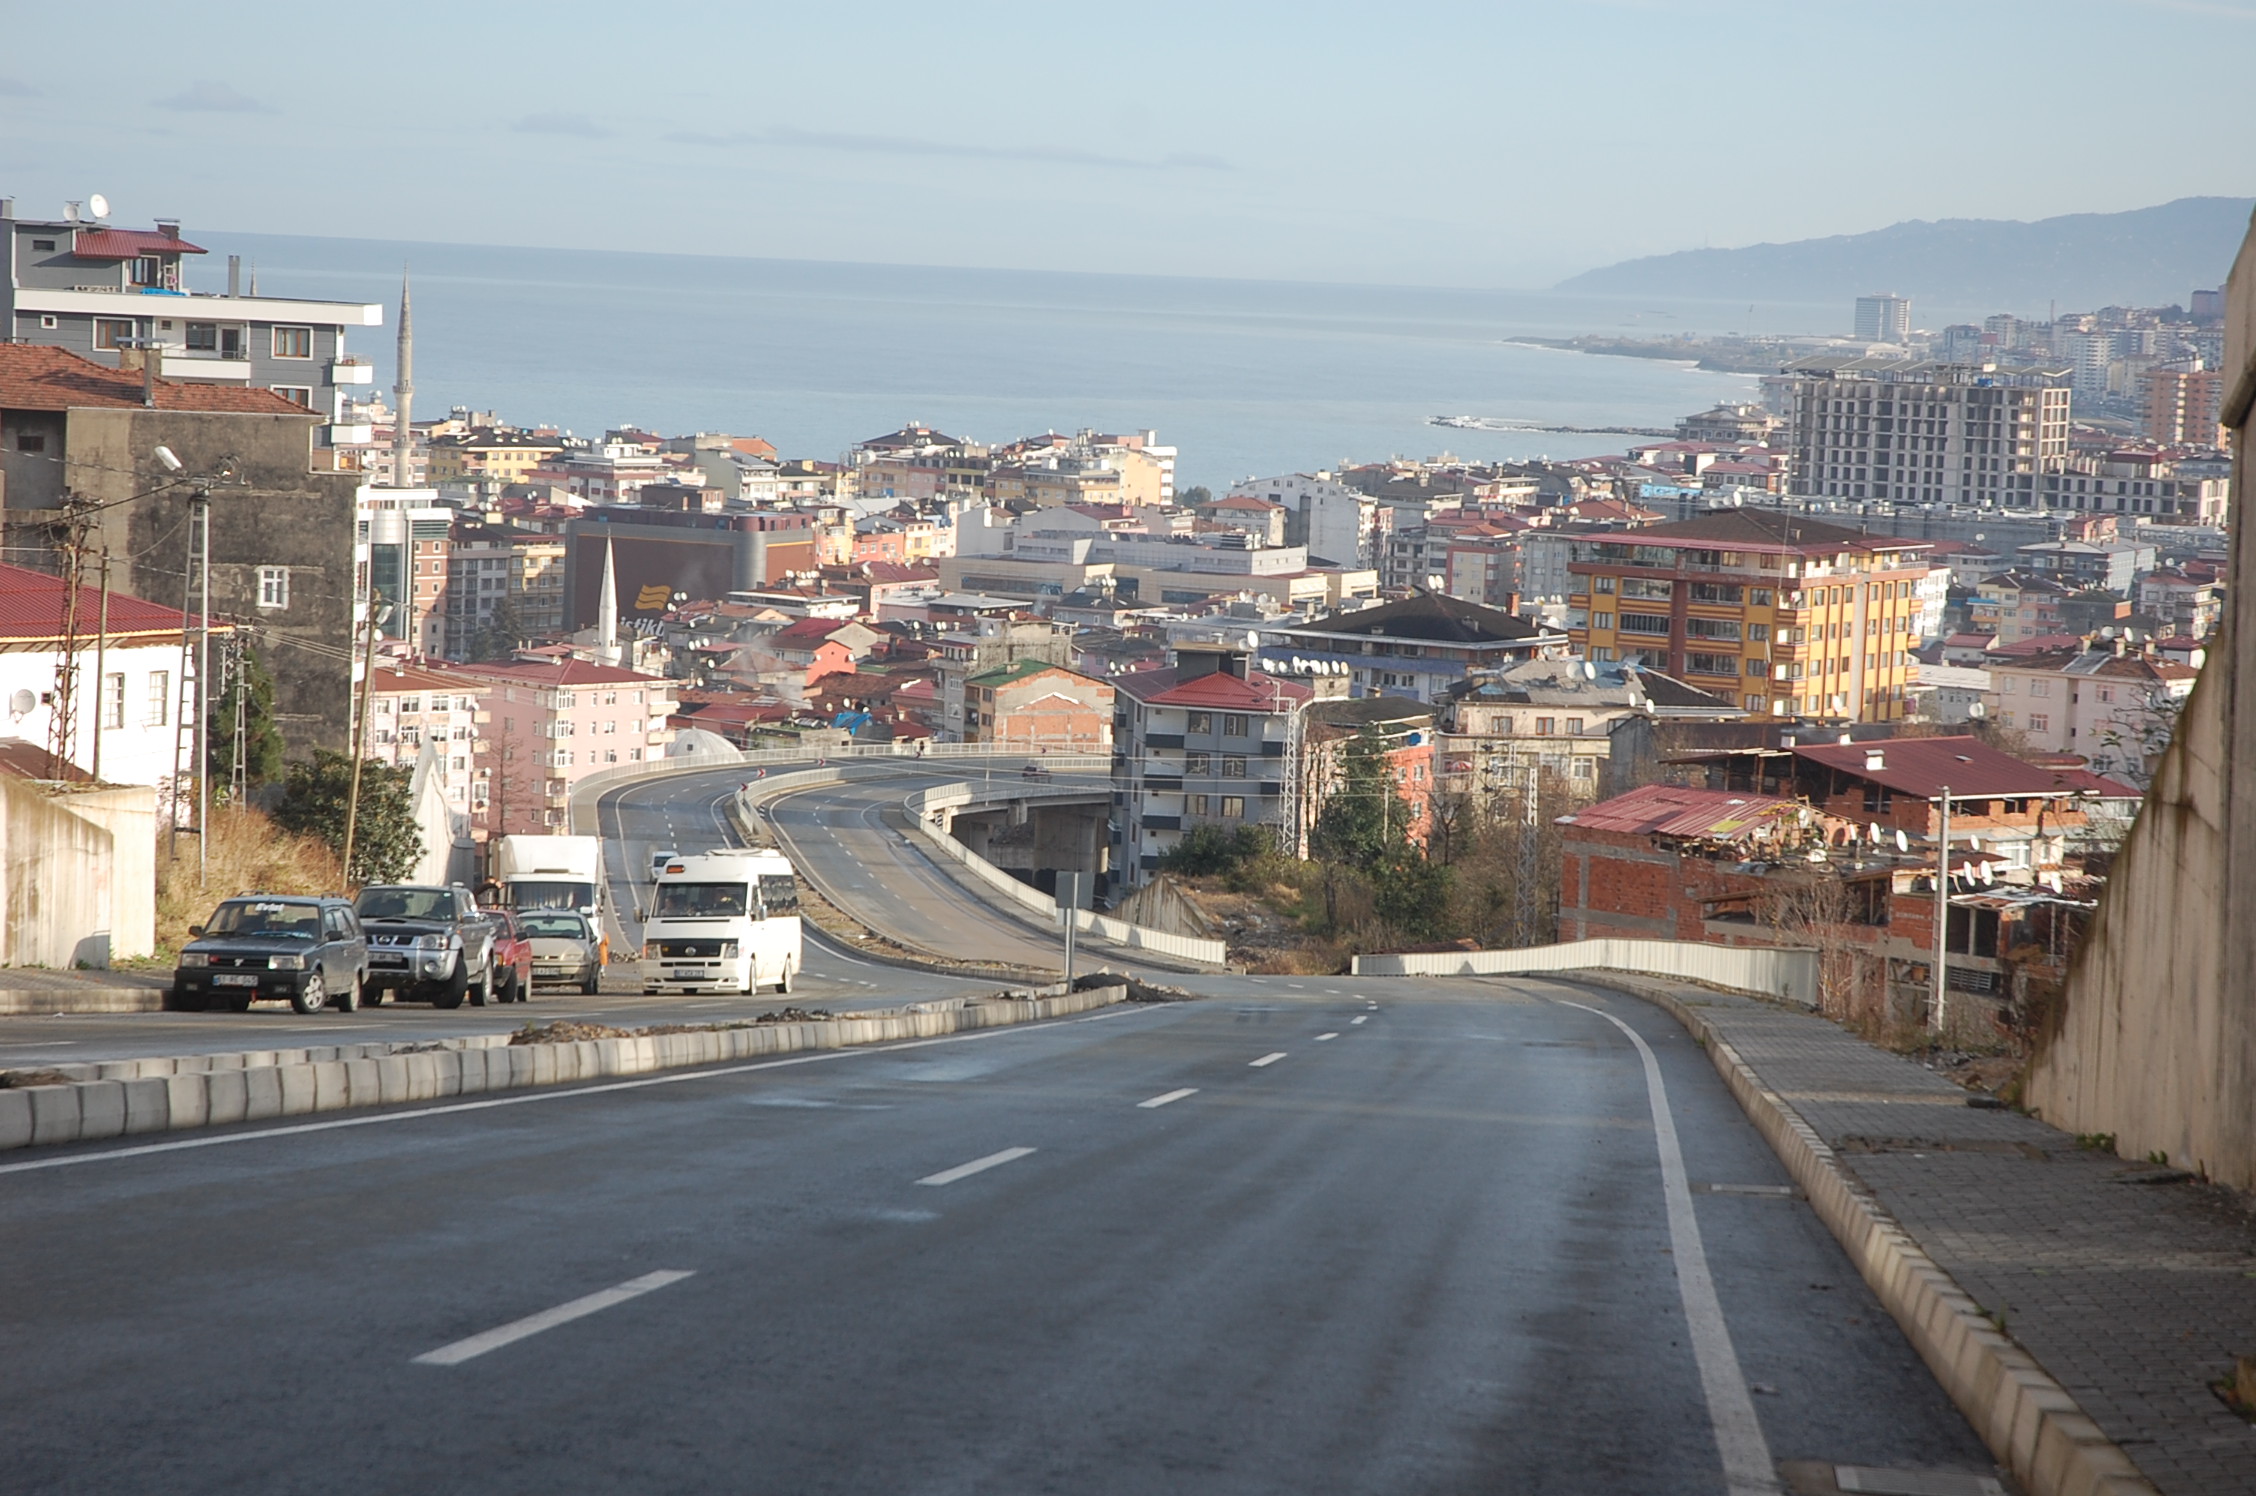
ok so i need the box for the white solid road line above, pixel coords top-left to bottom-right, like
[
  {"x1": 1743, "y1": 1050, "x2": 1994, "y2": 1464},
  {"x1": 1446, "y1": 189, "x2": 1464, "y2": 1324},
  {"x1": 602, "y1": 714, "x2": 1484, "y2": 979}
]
[
  {"x1": 1349, "y1": 1016, "x2": 1368, "y2": 1025},
  {"x1": 0, "y1": 1006, "x2": 1153, "y2": 1178},
  {"x1": 1556, "y1": 999, "x2": 1777, "y2": 1496},
  {"x1": 1137, "y1": 1088, "x2": 1197, "y2": 1109},
  {"x1": 413, "y1": 1270, "x2": 695, "y2": 1366},
  {"x1": 917, "y1": 1146, "x2": 1037, "y2": 1186},
  {"x1": 1249, "y1": 1052, "x2": 1287, "y2": 1068},
  {"x1": 1314, "y1": 1032, "x2": 1338, "y2": 1042}
]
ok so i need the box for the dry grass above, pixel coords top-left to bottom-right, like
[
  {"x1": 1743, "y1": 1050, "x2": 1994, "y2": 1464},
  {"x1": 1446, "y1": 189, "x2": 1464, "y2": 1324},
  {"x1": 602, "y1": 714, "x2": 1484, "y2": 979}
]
[{"x1": 153, "y1": 807, "x2": 344, "y2": 958}]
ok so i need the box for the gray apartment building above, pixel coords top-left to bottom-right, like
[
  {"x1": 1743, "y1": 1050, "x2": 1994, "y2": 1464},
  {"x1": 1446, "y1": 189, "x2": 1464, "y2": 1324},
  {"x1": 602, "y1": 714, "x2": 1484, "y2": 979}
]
[{"x1": 3, "y1": 199, "x2": 382, "y2": 451}]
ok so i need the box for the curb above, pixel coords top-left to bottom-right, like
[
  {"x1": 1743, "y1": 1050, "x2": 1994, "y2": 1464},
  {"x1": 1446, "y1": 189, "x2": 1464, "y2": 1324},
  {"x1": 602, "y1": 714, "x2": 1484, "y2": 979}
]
[
  {"x1": 0, "y1": 983, "x2": 1129, "y2": 1156},
  {"x1": 0, "y1": 984, "x2": 169, "y2": 1016},
  {"x1": 1563, "y1": 972, "x2": 2160, "y2": 1496}
]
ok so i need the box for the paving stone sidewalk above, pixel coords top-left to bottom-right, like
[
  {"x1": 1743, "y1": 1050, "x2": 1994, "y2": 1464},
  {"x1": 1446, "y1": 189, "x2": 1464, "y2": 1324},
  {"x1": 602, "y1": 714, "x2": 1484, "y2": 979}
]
[{"x1": 1610, "y1": 976, "x2": 2256, "y2": 1496}]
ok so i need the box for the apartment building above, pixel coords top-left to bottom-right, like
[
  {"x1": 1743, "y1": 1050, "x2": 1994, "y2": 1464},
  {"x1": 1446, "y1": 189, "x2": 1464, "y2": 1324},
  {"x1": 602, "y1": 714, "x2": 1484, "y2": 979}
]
[
  {"x1": 1854, "y1": 294, "x2": 1911, "y2": 344},
  {"x1": 935, "y1": 618, "x2": 1078, "y2": 741},
  {"x1": 962, "y1": 661, "x2": 1114, "y2": 752},
  {"x1": 442, "y1": 522, "x2": 569, "y2": 658},
  {"x1": 2, "y1": 200, "x2": 382, "y2": 449},
  {"x1": 1985, "y1": 644, "x2": 2198, "y2": 787},
  {"x1": 1969, "y1": 573, "x2": 2074, "y2": 642},
  {"x1": 1436, "y1": 659, "x2": 1736, "y2": 799},
  {"x1": 1273, "y1": 593, "x2": 1568, "y2": 704},
  {"x1": 359, "y1": 487, "x2": 457, "y2": 658},
  {"x1": 1784, "y1": 357, "x2": 2071, "y2": 508},
  {"x1": 364, "y1": 662, "x2": 489, "y2": 826},
  {"x1": 2033, "y1": 450, "x2": 2228, "y2": 522},
  {"x1": 425, "y1": 428, "x2": 566, "y2": 487},
  {"x1": 1111, "y1": 648, "x2": 1311, "y2": 885},
  {"x1": 1567, "y1": 510, "x2": 1933, "y2": 722},
  {"x1": 454, "y1": 659, "x2": 677, "y2": 833}
]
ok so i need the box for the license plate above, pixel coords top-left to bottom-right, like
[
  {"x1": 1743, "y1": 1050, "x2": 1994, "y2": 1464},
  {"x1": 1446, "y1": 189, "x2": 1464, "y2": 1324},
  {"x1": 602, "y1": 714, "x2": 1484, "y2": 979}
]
[{"x1": 212, "y1": 973, "x2": 259, "y2": 987}]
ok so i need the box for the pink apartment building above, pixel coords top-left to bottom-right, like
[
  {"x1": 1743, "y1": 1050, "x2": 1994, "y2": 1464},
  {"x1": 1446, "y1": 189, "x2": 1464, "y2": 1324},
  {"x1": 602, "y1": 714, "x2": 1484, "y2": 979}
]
[{"x1": 453, "y1": 658, "x2": 678, "y2": 833}]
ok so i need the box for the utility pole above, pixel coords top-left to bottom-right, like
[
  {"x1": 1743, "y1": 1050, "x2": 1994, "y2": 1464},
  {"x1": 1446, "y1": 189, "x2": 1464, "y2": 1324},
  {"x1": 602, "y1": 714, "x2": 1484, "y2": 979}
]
[
  {"x1": 342, "y1": 596, "x2": 392, "y2": 883},
  {"x1": 1931, "y1": 785, "x2": 1952, "y2": 1037},
  {"x1": 44, "y1": 495, "x2": 95, "y2": 780},
  {"x1": 195, "y1": 482, "x2": 211, "y2": 883},
  {"x1": 90, "y1": 552, "x2": 110, "y2": 784}
]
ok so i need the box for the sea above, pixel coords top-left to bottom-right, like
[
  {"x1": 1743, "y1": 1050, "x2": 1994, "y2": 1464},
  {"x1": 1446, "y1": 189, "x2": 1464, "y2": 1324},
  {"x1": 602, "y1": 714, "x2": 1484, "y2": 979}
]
[{"x1": 206, "y1": 232, "x2": 1840, "y2": 492}]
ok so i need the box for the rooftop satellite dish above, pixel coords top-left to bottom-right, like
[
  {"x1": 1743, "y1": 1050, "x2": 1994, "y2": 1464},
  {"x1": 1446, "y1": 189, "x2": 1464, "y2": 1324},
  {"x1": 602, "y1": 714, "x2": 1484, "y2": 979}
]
[
  {"x1": 1980, "y1": 861, "x2": 1995, "y2": 885},
  {"x1": 8, "y1": 688, "x2": 34, "y2": 716},
  {"x1": 1868, "y1": 821, "x2": 1881, "y2": 844},
  {"x1": 1895, "y1": 829, "x2": 1910, "y2": 853},
  {"x1": 1968, "y1": 834, "x2": 1981, "y2": 851},
  {"x1": 88, "y1": 193, "x2": 109, "y2": 219},
  {"x1": 1584, "y1": 661, "x2": 1597, "y2": 680}
]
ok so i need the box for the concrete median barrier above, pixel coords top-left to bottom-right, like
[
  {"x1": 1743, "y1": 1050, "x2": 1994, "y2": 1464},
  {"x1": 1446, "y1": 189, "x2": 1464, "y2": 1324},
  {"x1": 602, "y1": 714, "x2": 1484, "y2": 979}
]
[{"x1": 0, "y1": 983, "x2": 1130, "y2": 1156}]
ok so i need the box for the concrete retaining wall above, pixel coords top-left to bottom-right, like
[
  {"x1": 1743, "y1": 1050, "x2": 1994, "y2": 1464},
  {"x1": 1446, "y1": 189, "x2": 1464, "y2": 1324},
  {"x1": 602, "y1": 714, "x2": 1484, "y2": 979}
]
[
  {"x1": 1350, "y1": 938, "x2": 1818, "y2": 1006},
  {"x1": 0, "y1": 984, "x2": 1128, "y2": 1155}
]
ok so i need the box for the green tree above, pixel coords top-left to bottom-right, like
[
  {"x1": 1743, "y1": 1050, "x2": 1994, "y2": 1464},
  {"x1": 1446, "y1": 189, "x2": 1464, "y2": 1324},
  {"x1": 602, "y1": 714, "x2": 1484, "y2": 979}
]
[
  {"x1": 1310, "y1": 727, "x2": 1411, "y2": 866},
  {"x1": 1178, "y1": 485, "x2": 1213, "y2": 507},
  {"x1": 207, "y1": 643, "x2": 285, "y2": 796},
  {"x1": 272, "y1": 748, "x2": 422, "y2": 886},
  {"x1": 469, "y1": 596, "x2": 529, "y2": 662},
  {"x1": 1372, "y1": 851, "x2": 1454, "y2": 942},
  {"x1": 1157, "y1": 824, "x2": 1270, "y2": 877}
]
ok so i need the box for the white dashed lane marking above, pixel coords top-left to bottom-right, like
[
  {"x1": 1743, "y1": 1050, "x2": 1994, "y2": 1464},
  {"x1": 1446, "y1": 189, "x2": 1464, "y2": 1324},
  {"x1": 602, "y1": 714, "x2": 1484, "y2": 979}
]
[
  {"x1": 1137, "y1": 1088, "x2": 1197, "y2": 1109},
  {"x1": 917, "y1": 1146, "x2": 1038, "y2": 1186},
  {"x1": 1249, "y1": 1052, "x2": 1287, "y2": 1068}
]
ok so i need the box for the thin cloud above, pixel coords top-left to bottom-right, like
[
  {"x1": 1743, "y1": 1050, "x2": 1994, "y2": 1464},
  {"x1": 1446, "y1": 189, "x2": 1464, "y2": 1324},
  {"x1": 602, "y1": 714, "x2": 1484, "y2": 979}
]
[
  {"x1": 2127, "y1": 0, "x2": 2256, "y2": 15},
  {"x1": 515, "y1": 111, "x2": 610, "y2": 137},
  {"x1": 665, "y1": 124, "x2": 1231, "y2": 172},
  {"x1": 160, "y1": 81, "x2": 273, "y2": 113},
  {"x1": 0, "y1": 77, "x2": 36, "y2": 98}
]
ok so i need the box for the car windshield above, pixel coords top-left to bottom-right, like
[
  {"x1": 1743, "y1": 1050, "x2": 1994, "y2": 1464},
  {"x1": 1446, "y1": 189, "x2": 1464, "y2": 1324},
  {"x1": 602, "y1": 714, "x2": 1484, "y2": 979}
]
[
  {"x1": 205, "y1": 901, "x2": 321, "y2": 939},
  {"x1": 356, "y1": 887, "x2": 455, "y2": 921},
  {"x1": 652, "y1": 882, "x2": 749, "y2": 918},
  {"x1": 518, "y1": 913, "x2": 591, "y2": 939}
]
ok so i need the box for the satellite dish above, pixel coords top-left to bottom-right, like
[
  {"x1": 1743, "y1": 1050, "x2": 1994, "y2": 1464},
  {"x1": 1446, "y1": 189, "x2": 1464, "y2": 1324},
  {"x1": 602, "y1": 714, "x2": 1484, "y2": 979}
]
[
  {"x1": 1584, "y1": 661, "x2": 1598, "y2": 680},
  {"x1": 1807, "y1": 849, "x2": 1828, "y2": 863},
  {"x1": 1895, "y1": 829, "x2": 1910, "y2": 853},
  {"x1": 1868, "y1": 822, "x2": 1881, "y2": 844},
  {"x1": 8, "y1": 688, "x2": 34, "y2": 716},
  {"x1": 1967, "y1": 834, "x2": 1981, "y2": 851},
  {"x1": 1980, "y1": 861, "x2": 1995, "y2": 885},
  {"x1": 88, "y1": 193, "x2": 109, "y2": 219}
]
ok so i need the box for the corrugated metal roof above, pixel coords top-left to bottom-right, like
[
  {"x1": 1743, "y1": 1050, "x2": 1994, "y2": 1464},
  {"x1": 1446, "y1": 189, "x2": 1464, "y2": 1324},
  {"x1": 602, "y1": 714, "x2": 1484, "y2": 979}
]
[
  {"x1": 1792, "y1": 736, "x2": 2069, "y2": 799},
  {"x1": 1564, "y1": 783, "x2": 1798, "y2": 840},
  {"x1": 0, "y1": 562, "x2": 201, "y2": 640}
]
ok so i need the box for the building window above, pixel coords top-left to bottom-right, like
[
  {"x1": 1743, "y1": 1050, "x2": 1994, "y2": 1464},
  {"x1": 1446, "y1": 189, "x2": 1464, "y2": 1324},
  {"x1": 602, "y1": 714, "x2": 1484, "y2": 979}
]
[
  {"x1": 1189, "y1": 794, "x2": 1210, "y2": 816},
  {"x1": 1222, "y1": 755, "x2": 1247, "y2": 777},
  {"x1": 1185, "y1": 752, "x2": 1211, "y2": 774},
  {"x1": 100, "y1": 673, "x2": 125, "y2": 730},
  {"x1": 1187, "y1": 712, "x2": 1213, "y2": 734},
  {"x1": 1592, "y1": 575, "x2": 1616, "y2": 593},
  {"x1": 16, "y1": 431, "x2": 44, "y2": 453},
  {"x1": 1745, "y1": 694, "x2": 1766, "y2": 713},
  {"x1": 131, "y1": 255, "x2": 162, "y2": 286},
  {"x1": 146, "y1": 671, "x2": 169, "y2": 726},
  {"x1": 257, "y1": 566, "x2": 290, "y2": 609},
  {"x1": 2029, "y1": 714, "x2": 2049, "y2": 733},
  {"x1": 272, "y1": 326, "x2": 314, "y2": 359},
  {"x1": 1535, "y1": 717, "x2": 1554, "y2": 735},
  {"x1": 1223, "y1": 714, "x2": 1248, "y2": 737},
  {"x1": 1565, "y1": 719, "x2": 1584, "y2": 736},
  {"x1": 39, "y1": 314, "x2": 57, "y2": 329},
  {"x1": 271, "y1": 386, "x2": 314, "y2": 409},
  {"x1": 1591, "y1": 612, "x2": 1614, "y2": 630},
  {"x1": 93, "y1": 318, "x2": 136, "y2": 351},
  {"x1": 1220, "y1": 796, "x2": 1245, "y2": 819}
]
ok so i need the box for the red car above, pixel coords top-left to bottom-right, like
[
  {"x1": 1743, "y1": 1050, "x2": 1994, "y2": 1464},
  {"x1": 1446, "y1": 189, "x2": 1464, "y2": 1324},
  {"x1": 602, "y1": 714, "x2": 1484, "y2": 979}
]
[{"x1": 480, "y1": 907, "x2": 535, "y2": 1004}]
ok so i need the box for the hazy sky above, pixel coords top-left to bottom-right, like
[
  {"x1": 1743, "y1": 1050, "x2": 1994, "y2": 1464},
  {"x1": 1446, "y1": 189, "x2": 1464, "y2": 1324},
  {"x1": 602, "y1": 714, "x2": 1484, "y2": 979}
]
[{"x1": 3, "y1": 0, "x2": 2251, "y2": 288}]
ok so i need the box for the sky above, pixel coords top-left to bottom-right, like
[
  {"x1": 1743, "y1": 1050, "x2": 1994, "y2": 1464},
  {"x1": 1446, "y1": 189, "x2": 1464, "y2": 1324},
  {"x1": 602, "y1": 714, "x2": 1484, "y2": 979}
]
[{"x1": 3, "y1": 0, "x2": 2252, "y2": 289}]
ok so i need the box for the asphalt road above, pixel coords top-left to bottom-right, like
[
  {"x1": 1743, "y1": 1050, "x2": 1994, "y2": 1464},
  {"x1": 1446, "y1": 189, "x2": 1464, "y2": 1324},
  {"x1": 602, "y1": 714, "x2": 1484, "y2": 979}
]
[{"x1": 0, "y1": 976, "x2": 1999, "y2": 1494}]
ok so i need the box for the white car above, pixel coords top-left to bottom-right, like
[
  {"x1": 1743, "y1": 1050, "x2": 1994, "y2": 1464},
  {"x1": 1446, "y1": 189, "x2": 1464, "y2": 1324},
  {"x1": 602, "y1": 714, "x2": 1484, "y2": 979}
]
[{"x1": 649, "y1": 849, "x2": 681, "y2": 881}]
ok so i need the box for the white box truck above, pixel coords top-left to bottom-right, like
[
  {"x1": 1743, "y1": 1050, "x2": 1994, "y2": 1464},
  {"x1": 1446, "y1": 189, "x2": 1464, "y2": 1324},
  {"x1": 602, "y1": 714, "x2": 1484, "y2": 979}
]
[{"x1": 492, "y1": 835, "x2": 606, "y2": 923}]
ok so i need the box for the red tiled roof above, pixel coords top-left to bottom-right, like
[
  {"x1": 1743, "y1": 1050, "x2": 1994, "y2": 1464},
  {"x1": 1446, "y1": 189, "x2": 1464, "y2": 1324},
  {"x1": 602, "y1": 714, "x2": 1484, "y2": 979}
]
[
  {"x1": 2046, "y1": 767, "x2": 2143, "y2": 799},
  {"x1": 69, "y1": 228, "x2": 208, "y2": 258},
  {"x1": 1564, "y1": 783, "x2": 1798, "y2": 840},
  {"x1": 0, "y1": 345, "x2": 310, "y2": 415},
  {"x1": 0, "y1": 562, "x2": 205, "y2": 640},
  {"x1": 368, "y1": 664, "x2": 479, "y2": 695},
  {"x1": 0, "y1": 738, "x2": 97, "y2": 783},
  {"x1": 1792, "y1": 736, "x2": 2070, "y2": 799},
  {"x1": 1113, "y1": 666, "x2": 1311, "y2": 709}
]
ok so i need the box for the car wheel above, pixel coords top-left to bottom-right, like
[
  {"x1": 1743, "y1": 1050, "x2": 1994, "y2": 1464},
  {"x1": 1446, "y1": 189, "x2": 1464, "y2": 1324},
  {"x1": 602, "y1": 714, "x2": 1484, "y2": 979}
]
[
  {"x1": 778, "y1": 963, "x2": 795, "y2": 995},
  {"x1": 468, "y1": 961, "x2": 495, "y2": 1007},
  {"x1": 291, "y1": 970, "x2": 328, "y2": 1015},
  {"x1": 431, "y1": 956, "x2": 467, "y2": 1010},
  {"x1": 581, "y1": 966, "x2": 601, "y2": 996},
  {"x1": 335, "y1": 972, "x2": 362, "y2": 1013}
]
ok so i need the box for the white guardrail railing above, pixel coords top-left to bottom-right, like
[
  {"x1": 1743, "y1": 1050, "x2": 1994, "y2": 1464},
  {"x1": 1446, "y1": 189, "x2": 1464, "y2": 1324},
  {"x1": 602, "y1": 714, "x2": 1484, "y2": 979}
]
[
  {"x1": 902, "y1": 781, "x2": 1230, "y2": 969},
  {"x1": 1350, "y1": 938, "x2": 1819, "y2": 1006}
]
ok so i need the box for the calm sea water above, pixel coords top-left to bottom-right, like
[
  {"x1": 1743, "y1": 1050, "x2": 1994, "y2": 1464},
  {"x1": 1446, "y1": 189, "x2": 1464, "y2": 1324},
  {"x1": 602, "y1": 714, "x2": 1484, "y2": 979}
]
[{"x1": 203, "y1": 233, "x2": 1820, "y2": 490}]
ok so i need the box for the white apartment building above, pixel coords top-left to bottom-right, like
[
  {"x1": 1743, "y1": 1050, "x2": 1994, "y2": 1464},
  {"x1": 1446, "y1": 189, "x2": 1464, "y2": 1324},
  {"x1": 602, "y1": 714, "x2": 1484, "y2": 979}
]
[
  {"x1": 1785, "y1": 357, "x2": 2071, "y2": 509},
  {"x1": 0, "y1": 561, "x2": 202, "y2": 790},
  {"x1": 1854, "y1": 294, "x2": 1911, "y2": 344},
  {"x1": 365, "y1": 662, "x2": 489, "y2": 825},
  {"x1": 1227, "y1": 474, "x2": 1388, "y2": 568},
  {"x1": 1984, "y1": 644, "x2": 2198, "y2": 788}
]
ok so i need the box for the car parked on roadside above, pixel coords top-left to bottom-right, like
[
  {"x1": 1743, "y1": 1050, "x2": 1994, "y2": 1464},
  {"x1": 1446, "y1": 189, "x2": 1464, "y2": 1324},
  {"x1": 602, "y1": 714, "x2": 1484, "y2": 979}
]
[
  {"x1": 169, "y1": 896, "x2": 370, "y2": 1014},
  {"x1": 517, "y1": 910, "x2": 605, "y2": 994},
  {"x1": 353, "y1": 884, "x2": 499, "y2": 1009},
  {"x1": 481, "y1": 907, "x2": 535, "y2": 1004}
]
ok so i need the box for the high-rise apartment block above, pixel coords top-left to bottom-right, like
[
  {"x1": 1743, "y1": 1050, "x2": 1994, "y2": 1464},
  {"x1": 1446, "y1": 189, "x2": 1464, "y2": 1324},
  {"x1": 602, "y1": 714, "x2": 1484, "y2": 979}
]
[
  {"x1": 2141, "y1": 363, "x2": 2225, "y2": 446},
  {"x1": 1784, "y1": 357, "x2": 2071, "y2": 507},
  {"x1": 1567, "y1": 510, "x2": 1932, "y2": 723},
  {"x1": 1854, "y1": 294, "x2": 1911, "y2": 344}
]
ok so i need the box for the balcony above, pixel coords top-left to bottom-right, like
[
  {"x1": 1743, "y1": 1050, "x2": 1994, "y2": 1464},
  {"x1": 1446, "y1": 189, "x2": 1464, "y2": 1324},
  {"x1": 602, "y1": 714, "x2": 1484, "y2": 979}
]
[
  {"x1": 160, "y1": 352, "x2": 251, "y2": 382},
  {"x1": 324, "y1": 422, "x2": 375, "y2": 446},
  {"x1": 331, "y1": 357, "x2": 376, "y2": 385}
]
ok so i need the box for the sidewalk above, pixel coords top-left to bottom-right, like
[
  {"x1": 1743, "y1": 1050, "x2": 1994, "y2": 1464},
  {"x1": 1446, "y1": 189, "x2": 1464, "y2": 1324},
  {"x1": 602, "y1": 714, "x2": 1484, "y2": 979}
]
[
  {"x1": 0, "y1": 968, "x2": 168, "y2": 1015},
  {"x1": 1591, "y1": 974, "x2": 2256, "y2": 1496}
]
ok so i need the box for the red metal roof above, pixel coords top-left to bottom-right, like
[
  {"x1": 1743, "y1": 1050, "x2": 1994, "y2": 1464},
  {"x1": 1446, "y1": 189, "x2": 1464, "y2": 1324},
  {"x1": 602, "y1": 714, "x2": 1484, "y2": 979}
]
[
  {"x1": 1564, "y1": 783, "x2": 1798, "y2": 840},
  {"x1": 0, "y1": 562, "x2": 203, "y2": 641},
  {"x1": 70, "y1": 228, "x2": 208, "y2": 259},
  {"x1": 1792, "y1": 736, "x2": 2069, "y2": 799},
  {"x1": 1113, "y1": 666, "x2": 1311, "y2": 709},
  {"x1": 0, "y1": 345, "x2": 309, "y2": 415},
  {"x1": 450, "y1": 659, "x2": 664, "y2": 687}
]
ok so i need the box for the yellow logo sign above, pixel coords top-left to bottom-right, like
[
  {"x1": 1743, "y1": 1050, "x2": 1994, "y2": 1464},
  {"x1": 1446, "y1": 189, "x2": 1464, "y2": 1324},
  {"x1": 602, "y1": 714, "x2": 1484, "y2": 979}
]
[{"x1": 635, "y1": 583, "x2": 673, "y2": 611}]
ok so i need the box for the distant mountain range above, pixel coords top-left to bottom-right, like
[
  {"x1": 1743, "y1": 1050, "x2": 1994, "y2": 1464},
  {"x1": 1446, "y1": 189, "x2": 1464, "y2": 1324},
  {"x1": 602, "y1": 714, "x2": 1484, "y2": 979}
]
[{"x1": 1555, "y1": 198, "x2": 2252, "y2": 317}]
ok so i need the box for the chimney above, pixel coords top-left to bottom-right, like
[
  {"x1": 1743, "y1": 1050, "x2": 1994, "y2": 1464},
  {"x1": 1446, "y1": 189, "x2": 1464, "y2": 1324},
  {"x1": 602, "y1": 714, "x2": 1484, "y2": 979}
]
[
  {"x1": 227, "y1": 255, "x2": 240, "y2": 296},
  {"x1": 1837, "y1": 732, "x2": 1852, "y2": 745},
  {"x1": 1864, "y1": 749, "x2": 1886, "y2": 772},
  {"x1": 156, "y1": 220, "x2": 180, "y2": 239}
]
